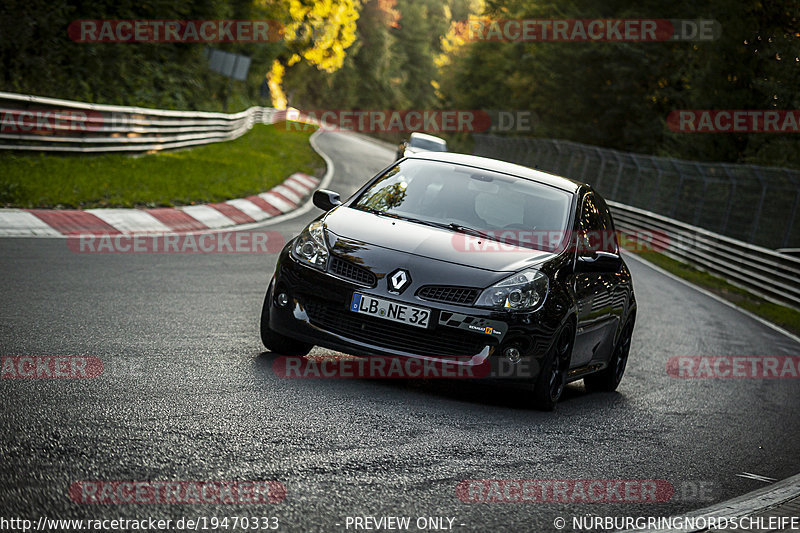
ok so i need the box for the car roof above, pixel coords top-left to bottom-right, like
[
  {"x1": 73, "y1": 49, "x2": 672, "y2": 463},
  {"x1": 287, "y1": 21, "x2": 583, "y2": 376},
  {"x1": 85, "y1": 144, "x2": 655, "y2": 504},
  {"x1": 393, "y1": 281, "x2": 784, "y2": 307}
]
[
  {"x1": 407, "y1": 151, "x2": 584, "y2": 193},
  {"x1": 408, "y1": 132, "x2": 447, "y2": 144}
]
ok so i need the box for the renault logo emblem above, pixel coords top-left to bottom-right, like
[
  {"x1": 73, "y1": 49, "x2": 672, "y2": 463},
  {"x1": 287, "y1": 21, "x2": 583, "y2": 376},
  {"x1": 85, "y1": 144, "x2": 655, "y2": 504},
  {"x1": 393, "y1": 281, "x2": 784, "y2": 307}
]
[{"x1": 388, "y1": 269, "x2": 411, "y2": 294}]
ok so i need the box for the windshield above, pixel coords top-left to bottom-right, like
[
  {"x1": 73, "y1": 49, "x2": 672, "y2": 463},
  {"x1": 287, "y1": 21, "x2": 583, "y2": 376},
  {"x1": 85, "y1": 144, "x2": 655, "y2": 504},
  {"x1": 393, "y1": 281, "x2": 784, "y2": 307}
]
[
  {"x1": 353, "y1": 159, "x2": 572, "y2": 251},
  {"x1": 408, "y1": 138, "x2": 447, "y2": 151}
]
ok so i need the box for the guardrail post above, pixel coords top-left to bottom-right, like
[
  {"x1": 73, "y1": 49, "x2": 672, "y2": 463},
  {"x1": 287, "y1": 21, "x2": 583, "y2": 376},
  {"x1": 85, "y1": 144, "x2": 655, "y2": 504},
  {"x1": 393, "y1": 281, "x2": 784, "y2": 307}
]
[
  {"x1": 565, "y1": 143, "x2": 577, "y2": 177},
  {"x1": 692, "y1": 162, "x2": 709, "y2": 226},
  {"x1": 552, "y1": 139, "x2": 564, "y2": 174},
  {"x1": 782, "y1": 169, "x2": 800, "y2": 249},
  {"x1": 628, "y1": 155, "x2": 642, "y2": 205},
  {"x1": 669, "y1": 160, "x2": 686, "y2": 219},
  {"x1": 719, "y1": 164, "x2": 737, "y2": 236},
  {"x1": 594, "y1": 148, "x2": 606, "y2": 190},
  {"x1": 579, "y1": 148, "x2": 592, "y2": 183},
  {"x1": 611, "y1": 151, "x2": 624, "y2": 199},
  {"x1": 750, "y1": 167, "x2": 768, "y2": 245},
  {"x1": 532, "y1": 139, "x2": 543, "y2": 169},
  {"x1": 649, "y1": 166, "x2": 663, "y2": 209}
]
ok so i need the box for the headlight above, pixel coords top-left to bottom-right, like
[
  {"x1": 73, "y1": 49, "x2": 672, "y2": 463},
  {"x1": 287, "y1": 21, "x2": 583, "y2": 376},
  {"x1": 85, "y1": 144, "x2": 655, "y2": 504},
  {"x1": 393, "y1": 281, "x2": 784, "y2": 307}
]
[
  {"x1": 475, "y1": 270, "x2": 549, "y2": 311},
  {"x1": 292, "y1": 220, "x2": 328, "y2": 270}
]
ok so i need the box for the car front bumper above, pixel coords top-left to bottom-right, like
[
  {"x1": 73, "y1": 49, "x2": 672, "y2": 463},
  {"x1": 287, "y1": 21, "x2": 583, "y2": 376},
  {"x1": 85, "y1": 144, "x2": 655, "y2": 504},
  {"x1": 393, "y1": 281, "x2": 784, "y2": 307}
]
[{"x1": 268, "y1": 248, "x2": 563, "y2": 378}]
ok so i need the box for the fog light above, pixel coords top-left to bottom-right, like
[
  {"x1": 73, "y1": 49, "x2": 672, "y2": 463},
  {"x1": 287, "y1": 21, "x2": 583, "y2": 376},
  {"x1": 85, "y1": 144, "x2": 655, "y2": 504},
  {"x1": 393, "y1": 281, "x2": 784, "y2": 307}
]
[
  {"x1": 504, "y1": 346, "x2": 521, "y2": 364},
  {"x1": 277, "y1": 293, "x2": 289, "y2": 307}
]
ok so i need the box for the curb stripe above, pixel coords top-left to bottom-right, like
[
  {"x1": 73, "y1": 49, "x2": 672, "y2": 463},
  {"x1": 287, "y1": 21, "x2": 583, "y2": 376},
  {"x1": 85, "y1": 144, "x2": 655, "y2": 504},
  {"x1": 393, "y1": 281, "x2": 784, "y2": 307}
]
[
  {"x1": 179, "y1": 205, "x2": 236, "y2": 229},
  {"x1": 259, "y1": 192, "x2": 294, "y2": 212},
  {"x1": 283, "y1": 179, "x2": 310, "y2": 196},
  {"x1": 290, "y1": 172, "x2": 319, "y2": 188},
  {"x1": 0, "y1": 210, "x2": 62, "y2": 236},
  {"x1": 27, "y1": 210, "x2": 121, "y2": 235},
  {"x1": 272, "y1": 185, "x2": 301, "y2": 204},
  {"x1": 2, "y1": 171, "x2": 319, "y2": 237},
  {"x1": 226, "y1": 199, "x2": 271, "y2": 222},
  {"x1": 267, "y1": 190, "x2": 298, "y2": 208},
  {"x1": 208, "y1": 202, "x2": 256, "y2": 225},
  {"x1": 146, "y1": 208, "x2": 209, "y2": 232},
  {"x1": 86, "y1": 209, "x2": 172, "y2": 233},
  {"x1": 245, "y1": 196, "x2": 281, "y2": 217}
]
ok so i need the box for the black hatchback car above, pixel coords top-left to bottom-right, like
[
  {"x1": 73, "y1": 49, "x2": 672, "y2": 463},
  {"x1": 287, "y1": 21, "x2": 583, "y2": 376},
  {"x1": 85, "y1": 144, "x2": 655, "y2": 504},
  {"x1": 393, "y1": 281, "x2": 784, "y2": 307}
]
[{"x1": 261, "y1": 152, "x2": 636, "y2": 410}]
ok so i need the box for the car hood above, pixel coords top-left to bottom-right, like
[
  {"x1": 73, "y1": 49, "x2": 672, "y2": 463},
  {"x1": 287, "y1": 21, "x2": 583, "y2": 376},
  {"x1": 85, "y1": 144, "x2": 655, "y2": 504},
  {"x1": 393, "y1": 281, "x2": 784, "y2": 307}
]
[{"x1": 323, "y1": 206, "x2": 553, "y2": 273}]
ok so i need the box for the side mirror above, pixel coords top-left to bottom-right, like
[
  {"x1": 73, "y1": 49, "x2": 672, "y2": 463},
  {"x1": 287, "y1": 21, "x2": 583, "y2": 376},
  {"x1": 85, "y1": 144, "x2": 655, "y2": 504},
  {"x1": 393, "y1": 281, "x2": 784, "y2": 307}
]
[
  {"x1": 576, "y1": 251, "x2": 621, "y2": 272},
  {"x1": 313, "y1": 189, "x2": 342, "y2": 211}
]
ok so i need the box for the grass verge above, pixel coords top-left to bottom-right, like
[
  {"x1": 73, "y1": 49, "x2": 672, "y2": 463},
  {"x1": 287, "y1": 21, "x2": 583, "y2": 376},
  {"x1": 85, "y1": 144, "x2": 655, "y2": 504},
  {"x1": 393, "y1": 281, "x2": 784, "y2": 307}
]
[
  {"x1": 633, "y1": 250, "x2": 800, "y2": 337},
  {"x1": 0, "y1": 122, "x2": 323, "y2": 209}
]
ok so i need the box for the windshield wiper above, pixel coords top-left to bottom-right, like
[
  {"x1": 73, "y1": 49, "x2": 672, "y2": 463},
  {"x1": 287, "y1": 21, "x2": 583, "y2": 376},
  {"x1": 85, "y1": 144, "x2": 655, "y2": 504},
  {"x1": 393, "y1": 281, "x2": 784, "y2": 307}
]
[
  {"x1": 356, "y1": 206, "x2": 401, "y2": 220},
  {"x1": 448, "y1": 223, "x2": 535, "y2": 249},
  {"x1": 357, "y1": 210, "x2": 526, "y2": 247},
  {"x1": 446, "y1": 223, "x2": 496, "y2": 241}
]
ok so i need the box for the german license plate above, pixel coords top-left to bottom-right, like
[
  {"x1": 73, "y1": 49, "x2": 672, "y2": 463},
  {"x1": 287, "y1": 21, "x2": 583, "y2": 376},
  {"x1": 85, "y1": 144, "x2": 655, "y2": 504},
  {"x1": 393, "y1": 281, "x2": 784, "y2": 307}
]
[{"x1": 350, "y1": 293, "x2": 430, "y2": 328}]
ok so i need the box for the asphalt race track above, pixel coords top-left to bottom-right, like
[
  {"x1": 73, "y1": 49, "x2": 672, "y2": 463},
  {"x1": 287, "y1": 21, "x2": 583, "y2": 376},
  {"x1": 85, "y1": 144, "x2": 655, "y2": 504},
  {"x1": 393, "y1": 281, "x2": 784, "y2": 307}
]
[{"x1": 1, "y1": 130, "x2": 799, "y2": 532}]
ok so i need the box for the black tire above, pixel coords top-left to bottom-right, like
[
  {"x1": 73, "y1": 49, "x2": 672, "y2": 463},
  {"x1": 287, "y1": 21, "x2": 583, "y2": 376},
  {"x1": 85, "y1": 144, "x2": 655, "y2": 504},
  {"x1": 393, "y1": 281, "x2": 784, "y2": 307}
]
[
  {"x1": 531, "y1": 321, "x2": 575, "y2": 411},
  {"x1": 584, "y1": 315, "x2": 635, "y2": 393},
  {"x1": 260, "y1": 283, "x2": 313, "y2": 356}
]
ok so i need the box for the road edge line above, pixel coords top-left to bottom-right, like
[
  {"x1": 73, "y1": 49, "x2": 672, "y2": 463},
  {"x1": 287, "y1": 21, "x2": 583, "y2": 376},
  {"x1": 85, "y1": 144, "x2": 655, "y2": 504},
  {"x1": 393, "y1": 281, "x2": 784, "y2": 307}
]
[
  {"x1": 622, "y1": 472, "x2": 800, "y2": 532},
  {"x1": 624, "y1": 251, "x2": 800, "y2": 346}
]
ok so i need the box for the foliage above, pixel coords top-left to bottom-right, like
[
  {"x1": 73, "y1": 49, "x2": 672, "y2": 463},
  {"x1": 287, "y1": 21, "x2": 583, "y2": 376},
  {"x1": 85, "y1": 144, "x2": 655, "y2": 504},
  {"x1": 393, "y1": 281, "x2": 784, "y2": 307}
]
[
  {"x1": 0, "y1": 0, "x2": 361, "y2": 110},
  {"x1": 2, "y1": 0, "x2": 799, "y2": 169},
  {"x1": 437, "y1": 0, "x2": 800, "y2": 167}
]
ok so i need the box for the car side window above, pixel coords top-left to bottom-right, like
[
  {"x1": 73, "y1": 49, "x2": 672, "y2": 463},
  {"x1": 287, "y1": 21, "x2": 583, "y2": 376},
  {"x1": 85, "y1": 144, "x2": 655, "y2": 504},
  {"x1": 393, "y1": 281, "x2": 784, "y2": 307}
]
[
  {"x1": 578, "y1": 193, "x2": 606, "y2": 255},
  {"x1": 579, "y1": 194, "x2": 602, "y2": 232},
  {"x1": 579, "y1": 193, "x2": 619, "y2": 255},
  {"x1": 594, "y1": 194, "x2": 618, "y2": 253}
]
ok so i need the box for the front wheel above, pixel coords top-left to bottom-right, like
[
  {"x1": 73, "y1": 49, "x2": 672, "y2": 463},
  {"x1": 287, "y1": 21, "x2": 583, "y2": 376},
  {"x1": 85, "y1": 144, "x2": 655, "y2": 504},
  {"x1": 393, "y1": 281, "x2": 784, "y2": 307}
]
[
  {"x1": 531, "y1": 321, "x2": 575, "y2": 411},
  {"x1": 584, "y1": 315, "x2": 634, "y2": 393},
  {"x1": 260, "y1": 282, "x2": 313, "y2": 356}
]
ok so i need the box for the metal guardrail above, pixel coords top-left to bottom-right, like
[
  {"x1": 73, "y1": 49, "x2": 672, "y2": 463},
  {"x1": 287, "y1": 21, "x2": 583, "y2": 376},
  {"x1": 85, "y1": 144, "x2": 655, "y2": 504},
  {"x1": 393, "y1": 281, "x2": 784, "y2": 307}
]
[
  {"x1": 4, "y1": 93, "x2": 797, "y2": 308},
  {"x1": 474, "y1": 134, "x2": 800, "y2": 250},
  {"x1": 474, "y1": 134, "x2": 800, "y2": 308},
  {"x1": 0, "y1": 92, "x2": 281, "y2": 153},
  {"x1": 610, "y1": 201, "x2": 800, "y2": 310}
]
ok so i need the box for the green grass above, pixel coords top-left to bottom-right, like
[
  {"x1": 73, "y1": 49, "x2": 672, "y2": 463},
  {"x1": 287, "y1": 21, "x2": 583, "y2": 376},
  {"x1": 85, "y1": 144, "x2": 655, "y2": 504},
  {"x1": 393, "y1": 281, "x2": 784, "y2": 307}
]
[
  {"x1": 0, "y1": 122, "x2": 323, "y2": 209},
  {"x1": 633, "y1": 250, "x2": 800, "y2": 337}
]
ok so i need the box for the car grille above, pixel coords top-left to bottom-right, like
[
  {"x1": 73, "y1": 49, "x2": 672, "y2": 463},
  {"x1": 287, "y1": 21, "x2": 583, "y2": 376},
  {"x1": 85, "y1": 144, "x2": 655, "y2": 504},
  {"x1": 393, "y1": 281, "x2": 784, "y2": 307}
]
[
  {"x1": 417, "y1": 285, "x2": 480, "y2": 305},
  {"x1": 329, "y1": 256, "x2": 377, "y2": 286},
  {"x1": 303, "y1": 298, "x2": 492, "y2": 358}
]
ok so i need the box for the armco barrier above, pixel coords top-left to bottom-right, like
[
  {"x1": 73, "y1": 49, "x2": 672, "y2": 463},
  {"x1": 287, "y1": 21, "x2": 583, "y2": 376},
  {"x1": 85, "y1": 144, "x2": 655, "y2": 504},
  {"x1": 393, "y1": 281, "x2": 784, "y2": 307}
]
[
  {"x1": 4, "y1": 93, "x2": 797, "y2": 309},
  {"x1": 610, "y1": 201, "x2": 800, "y2": 309},
  {"x1": 0, "y1": 91, "x2": 281, "y2": 153},
  {"x1": 474, "y1": 134, "x2": 800, "y2": 250}
]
